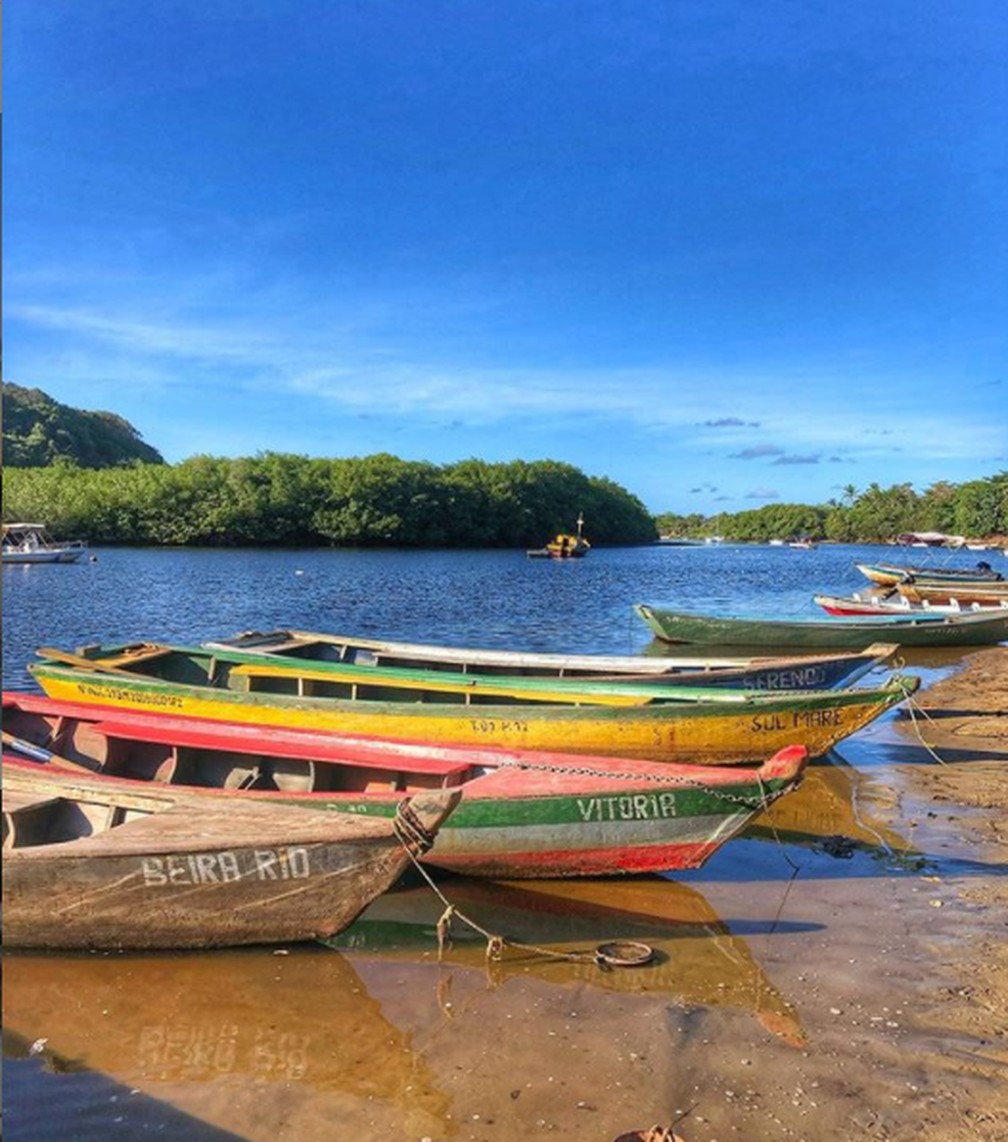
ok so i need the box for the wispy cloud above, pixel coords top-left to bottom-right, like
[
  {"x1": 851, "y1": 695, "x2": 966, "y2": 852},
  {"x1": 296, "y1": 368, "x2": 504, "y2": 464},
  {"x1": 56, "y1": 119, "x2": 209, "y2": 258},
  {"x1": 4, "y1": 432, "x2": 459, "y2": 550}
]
[
  {"x1": 746, "y1": 487, "x2": 779, "y2": 499},
  {"x1": 7, "y1": 286, "x2": 1004, "y2": 474},
  {"x1": 771, "y1": 453, "x2": 821, "y2": 465},
  {"x1": 730, "y1": 445, "x2": 785, "y2": 460}
]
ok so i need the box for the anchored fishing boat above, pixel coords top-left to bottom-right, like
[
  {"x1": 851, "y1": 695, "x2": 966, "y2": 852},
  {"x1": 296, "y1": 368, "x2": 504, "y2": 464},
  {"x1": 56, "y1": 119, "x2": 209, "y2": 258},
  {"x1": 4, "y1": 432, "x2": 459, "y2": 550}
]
[
  {"x1": 526, "y1": 513, "x2": 591, "y2": 558},
  {"x1": 2, "y1": 692, "x2": 809, "y2": 878},
  {"x1": 2, "y1": 523, "x2": 88, "y2": 565}
]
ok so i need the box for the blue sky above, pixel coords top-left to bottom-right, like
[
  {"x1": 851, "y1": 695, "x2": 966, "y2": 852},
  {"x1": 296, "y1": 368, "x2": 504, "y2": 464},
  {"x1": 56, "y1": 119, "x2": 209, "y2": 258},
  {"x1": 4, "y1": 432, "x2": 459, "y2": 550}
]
[{"x1": 4, "y1": 1, "x2": 1006, "y2": 514}]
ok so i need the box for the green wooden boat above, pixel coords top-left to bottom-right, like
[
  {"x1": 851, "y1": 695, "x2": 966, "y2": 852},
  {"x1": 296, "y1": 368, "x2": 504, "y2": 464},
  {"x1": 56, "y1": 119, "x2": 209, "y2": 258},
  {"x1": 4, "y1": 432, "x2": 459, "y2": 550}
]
[
  {"x1": 635, "y1": 603, "x2": 1008, "y2": 649},
  {"x1": 206, "y1": 628, "x2": 897, "y2": 692},
  {"x1": 31, "y1": 640, "x2": 919, "y2": 765}
]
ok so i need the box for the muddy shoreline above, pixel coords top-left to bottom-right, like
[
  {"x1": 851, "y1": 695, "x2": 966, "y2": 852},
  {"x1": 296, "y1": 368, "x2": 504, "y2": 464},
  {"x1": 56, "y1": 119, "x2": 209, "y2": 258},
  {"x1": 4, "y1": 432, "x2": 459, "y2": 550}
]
[{"x1": 2, "y1": 649, "x2": 1006, "y2": 1142}]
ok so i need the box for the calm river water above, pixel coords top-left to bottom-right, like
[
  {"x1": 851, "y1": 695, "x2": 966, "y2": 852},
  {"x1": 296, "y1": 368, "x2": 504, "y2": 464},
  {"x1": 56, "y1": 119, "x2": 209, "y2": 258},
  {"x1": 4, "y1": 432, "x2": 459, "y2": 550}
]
[
  {"x1": 1, "y1": 539, "x2": 989, "y2": 689},
  {"x1": 1, "y1": 542, "x2": 989, "y2": 1141}
]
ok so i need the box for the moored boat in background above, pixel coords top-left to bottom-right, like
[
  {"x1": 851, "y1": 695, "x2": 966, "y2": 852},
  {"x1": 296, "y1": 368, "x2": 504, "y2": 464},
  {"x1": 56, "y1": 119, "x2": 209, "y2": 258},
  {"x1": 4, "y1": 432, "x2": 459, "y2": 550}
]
[
  {"x1": 635, "y1": 602, "x2": 1008, "y2": 649},
  {"x1": 856, "y1": 560, "x2": 1003, "y2": 587},
  {"x1": 527, "y1": 513, "x2": 591, "y2": 558},
  {"x1": 2, "y1": 523, "x2": 88, "y2": 565}
]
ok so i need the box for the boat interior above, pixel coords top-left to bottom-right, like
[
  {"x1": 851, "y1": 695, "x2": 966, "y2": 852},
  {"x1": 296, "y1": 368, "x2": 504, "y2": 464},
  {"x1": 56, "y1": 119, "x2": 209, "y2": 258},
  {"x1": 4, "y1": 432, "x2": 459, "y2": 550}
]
[
  {"x1": 2, "y1": 787, "x2": 156, "y2": 851},
  {"x1": 55, "y1": 643, "x2": 650, "y2": 707},
  {"x1": 3, "y1": 707, "x2": 477, "y2": 799}
]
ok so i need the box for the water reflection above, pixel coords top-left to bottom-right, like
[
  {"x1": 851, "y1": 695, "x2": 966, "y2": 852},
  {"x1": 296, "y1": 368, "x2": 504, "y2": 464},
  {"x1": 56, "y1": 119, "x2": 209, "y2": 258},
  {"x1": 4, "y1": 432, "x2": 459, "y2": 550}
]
[
  {"x1": 2, "y1": 947, "x2": 450, "y2": 1124},
  {"x1": 743, "y1": 752, "x2": 915, "y2": 859},
  {"x1": 2, "y1": 874, "x2": 811, "y2": 1126},
  {"x1": 333, "y1": 876, "x2": 811, "y2": 1047}
]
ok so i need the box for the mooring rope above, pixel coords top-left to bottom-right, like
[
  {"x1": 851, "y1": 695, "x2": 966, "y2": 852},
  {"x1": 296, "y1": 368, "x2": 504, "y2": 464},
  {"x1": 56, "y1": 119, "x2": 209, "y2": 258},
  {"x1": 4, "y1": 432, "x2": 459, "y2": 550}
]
[
  {"x1": 394, "y1": 835, "x2": 652, "y2": 968},
  {"x1": 392, "y1": 798, "x2": 440, "y2": 854},
  {"x1": 894, "y1": 675, "x2": 949, "y2": 765}
]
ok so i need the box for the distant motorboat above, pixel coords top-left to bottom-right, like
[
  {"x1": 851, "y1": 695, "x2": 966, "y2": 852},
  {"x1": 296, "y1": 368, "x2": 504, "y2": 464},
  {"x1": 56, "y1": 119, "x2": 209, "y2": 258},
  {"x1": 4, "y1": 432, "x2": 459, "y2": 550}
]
[{"x1": 2, "y1": 523, "x2": 88, "y2": 565}]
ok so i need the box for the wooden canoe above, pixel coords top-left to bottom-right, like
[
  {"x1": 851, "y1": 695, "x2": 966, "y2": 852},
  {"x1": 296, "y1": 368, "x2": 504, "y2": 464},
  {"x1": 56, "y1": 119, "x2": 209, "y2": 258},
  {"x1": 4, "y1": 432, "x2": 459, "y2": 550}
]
[
  {"x1": 206, "y1": 627, "x2": 896, "y2": 692},
  {"x1": 855, "y1": 560, "x2": 1004, "y2": 587},
  {"x1": 812, "y1": 593, "x2": 1007, "y2": 617},
  {"x1": 1, "y1": 759, "x2": 458, "y2": 950},
  {"x1": 2, "y1": 692, "x2": 809, "y2": 877},
  {"x1": 29, "y1": 642, "x2": 919, "y2": 764},
  {"x1": 897, "y1": 580, "x2": 1008, "y2": 606},
  {"x1": 635, "y1": 603, "x2": 1008, "y2": 649}
]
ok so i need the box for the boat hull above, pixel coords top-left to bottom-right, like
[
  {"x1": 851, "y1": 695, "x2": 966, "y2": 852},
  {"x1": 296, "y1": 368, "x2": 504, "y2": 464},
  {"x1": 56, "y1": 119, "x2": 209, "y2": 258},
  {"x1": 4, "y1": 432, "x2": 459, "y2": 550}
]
[
  {"x1": 1, "y1": 769, "x2": 455, "y2": 950},
  {"x1": 856, "y1": 561, "x2": 1003, "y2": 586},
  {"x1": 635, "y1": 603, "x2": 1008, "y2": 649},
  {"x1": 30, "y1": 658, "x2": 915, "y2": 764},
  {"x1": 2, "y1": 548, "x2": 86, "y2": 564},
  {"x1": 2, "y1": 694, "x2": 809, "y2": 878}
]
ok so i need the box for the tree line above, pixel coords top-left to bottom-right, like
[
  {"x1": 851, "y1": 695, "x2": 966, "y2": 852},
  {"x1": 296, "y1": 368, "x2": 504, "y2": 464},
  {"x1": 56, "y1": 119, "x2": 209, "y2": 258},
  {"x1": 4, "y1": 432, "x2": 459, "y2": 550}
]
[
  {"x1": 1, "y1": 453, "x2": 658, "y2": 548},
  {"x1": 655, "y1": 475, "x2": 1008, "y2": 544}
]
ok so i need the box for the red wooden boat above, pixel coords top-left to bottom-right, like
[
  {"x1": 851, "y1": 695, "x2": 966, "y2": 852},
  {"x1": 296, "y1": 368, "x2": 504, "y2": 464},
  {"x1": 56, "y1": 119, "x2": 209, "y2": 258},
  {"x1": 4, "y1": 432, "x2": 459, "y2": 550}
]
[
  {"x1": 2, "y1": 692, "x2": 808, "y2": 879},
  {"x1": 812, "y1": 592, "x2": 1006, "y2": 617}
]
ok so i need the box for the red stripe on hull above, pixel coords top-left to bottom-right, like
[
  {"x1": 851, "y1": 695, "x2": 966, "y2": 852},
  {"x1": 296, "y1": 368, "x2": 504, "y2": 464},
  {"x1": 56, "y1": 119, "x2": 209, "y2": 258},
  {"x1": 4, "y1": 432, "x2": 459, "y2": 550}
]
[{"x1": 425, "y1": 840, "x2": 720, "y2": 879}]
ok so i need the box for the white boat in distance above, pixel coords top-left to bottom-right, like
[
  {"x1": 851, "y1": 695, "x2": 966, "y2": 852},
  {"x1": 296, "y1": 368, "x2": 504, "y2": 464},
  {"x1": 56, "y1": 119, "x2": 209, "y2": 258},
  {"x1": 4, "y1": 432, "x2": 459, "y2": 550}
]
[{"x1": 2, "y1": 523, "x2": 88, "y2": 565}]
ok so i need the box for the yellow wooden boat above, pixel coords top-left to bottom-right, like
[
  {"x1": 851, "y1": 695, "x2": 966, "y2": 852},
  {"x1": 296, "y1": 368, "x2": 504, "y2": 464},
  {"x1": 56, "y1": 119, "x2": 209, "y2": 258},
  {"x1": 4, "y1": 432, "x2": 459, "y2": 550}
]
[{"x1": 30, "y1": 641, "x2": 920, "y2": 765}]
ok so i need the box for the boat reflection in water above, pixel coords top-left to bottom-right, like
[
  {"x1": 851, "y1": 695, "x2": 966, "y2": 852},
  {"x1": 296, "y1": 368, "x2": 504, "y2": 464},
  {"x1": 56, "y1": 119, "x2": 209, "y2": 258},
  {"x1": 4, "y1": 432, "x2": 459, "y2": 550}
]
[
  {"x1": 3, "y1": 875, "x2": 808, "y2": 1129},
  {"x1": 2, "y1": 945, "x2": 452, "y2": 1138},
  {"x1": 331, "y1": 875, "x2": 809, "y2": 1048},
  {"x1": 742, "y1": 750, "x2": 917, "y2": 862}
]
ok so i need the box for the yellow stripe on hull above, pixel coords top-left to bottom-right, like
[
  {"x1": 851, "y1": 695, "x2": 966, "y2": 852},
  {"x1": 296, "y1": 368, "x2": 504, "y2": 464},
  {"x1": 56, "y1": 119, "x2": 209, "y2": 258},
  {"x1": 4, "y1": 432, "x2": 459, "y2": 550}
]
[{"x1": 35, "y1": 673, "x2": 903, "y2": 765}]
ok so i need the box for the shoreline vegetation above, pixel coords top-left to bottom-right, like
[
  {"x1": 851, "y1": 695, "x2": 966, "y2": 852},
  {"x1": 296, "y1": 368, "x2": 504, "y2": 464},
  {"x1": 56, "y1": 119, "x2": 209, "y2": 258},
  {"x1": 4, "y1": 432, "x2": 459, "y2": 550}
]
[
  {"x1": 2, "y1": 461, "x2": 1006, "y2": 550},
  {"x1": 2, "y1": 385, "x2": 1005, "y2": 549}
]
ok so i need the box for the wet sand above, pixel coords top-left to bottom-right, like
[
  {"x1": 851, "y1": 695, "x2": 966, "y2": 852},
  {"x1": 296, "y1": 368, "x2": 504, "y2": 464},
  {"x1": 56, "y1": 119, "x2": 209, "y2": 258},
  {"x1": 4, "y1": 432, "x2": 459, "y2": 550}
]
[{"x1": 2, "y1": 648, "x2": 1006, "y2": 1141}]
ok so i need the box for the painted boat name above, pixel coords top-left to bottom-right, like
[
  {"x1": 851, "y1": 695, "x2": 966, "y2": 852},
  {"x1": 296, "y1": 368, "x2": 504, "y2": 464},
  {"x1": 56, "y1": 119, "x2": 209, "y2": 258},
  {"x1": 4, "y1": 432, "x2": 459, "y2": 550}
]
[
  {"x1": 76, "y1": 682, "x2": 184, "y2": 709},
  {"x1": 577, "y1": 792, "x2": 677, "y2": 821},
  {"x1": 749, "y1": 668, "x2": 827, "y2": 689},
  {"x1": 751, "y1": 708, "x2": 843, "y2": 731},
  {"x1": 142, "y1": 846, "x2": 311, "y2": 886}
]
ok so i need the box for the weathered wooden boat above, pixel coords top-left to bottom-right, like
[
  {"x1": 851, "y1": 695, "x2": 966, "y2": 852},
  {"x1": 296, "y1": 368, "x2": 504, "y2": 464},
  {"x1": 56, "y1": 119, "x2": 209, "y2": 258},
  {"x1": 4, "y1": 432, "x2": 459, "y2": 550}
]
[
  {"x1": 1, "y1": 757, "x2": 458, "y2": 950},
  {"x1": 635, "y1": 602, "x2": 1008, "y2": 649},
  {"x1": 897, "y1": 579, "x2": 1008, "y2": 606},
  {"x1": 207, "y1": 627, "x2": 897, "y2": 692},
  {"x1": 814, "y1": 592, "x2": 1008, "y2": 617},
  {"x1": 856, "y1": 560, "x2": 1003, "y2": 587},
  {"x1": 2, "y1": 692, "x2": 809, "y2": 877},
  {"x1": 2, "y1": 522, "x2": 88, "y2": 565},
  {"x1": 29, "y1": 641, "x2": 918, "y2": 764}
]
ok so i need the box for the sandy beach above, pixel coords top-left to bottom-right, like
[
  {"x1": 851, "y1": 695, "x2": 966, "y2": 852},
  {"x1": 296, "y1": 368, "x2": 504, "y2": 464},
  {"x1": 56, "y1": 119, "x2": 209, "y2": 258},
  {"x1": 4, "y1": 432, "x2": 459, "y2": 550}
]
[{"x1": 3, "y1": 648, "x2": 1006, "y2": 1142}]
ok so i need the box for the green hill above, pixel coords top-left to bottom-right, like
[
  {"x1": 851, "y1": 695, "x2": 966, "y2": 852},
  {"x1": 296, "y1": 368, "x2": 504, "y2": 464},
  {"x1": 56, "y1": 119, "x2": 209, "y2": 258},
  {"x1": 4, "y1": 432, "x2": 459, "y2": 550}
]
[{"x1": 1, "y1": 383, "x2": 164, "y2": 468}]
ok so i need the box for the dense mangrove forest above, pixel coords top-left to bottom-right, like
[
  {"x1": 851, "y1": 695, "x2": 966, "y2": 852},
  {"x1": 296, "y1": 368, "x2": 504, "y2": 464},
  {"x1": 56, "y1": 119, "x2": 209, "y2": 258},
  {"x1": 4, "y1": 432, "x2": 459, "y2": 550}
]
[{"x1": 1, "y1": 454, "x2": 658, "y2": 548}]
